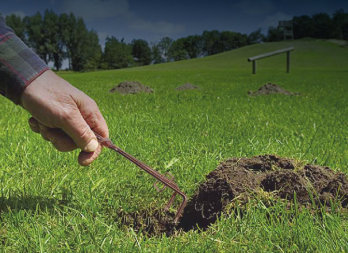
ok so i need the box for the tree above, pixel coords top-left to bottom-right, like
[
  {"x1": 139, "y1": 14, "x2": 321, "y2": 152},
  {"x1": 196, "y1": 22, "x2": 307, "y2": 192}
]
[
  {"x1": 266, "y1": 26, "x2": 283, "y2": 42},
  {"x1": 70, "y1": 17, "x2": 88, "y2": 71},
  {"x1": 312, "y1": 13, "x2": 334, "y2": 39},
  {"x1": 82, "y1": 30, "x2": 102, "y2": 70},
  {"x1": 201, "y1": 30, "x2": 248, "y2": 55},
  {"x1": 151, "y1": 44, "x2": 163, "y2": 64},
  {"x1": 43, "y1": 10, "x2": 64, "y2": 70},
  {"x1": 158, "y1": 36, "x2": 173, "y2": 62},
  {"x1": 248, "y1": 29, "x2": 265, "y2": 44},
  {"x1": 168, "y1": 38, "x2": 188, "y2": 61},
  {"x1": 292, "y1": 15, "x2": 315, "y2": 39},
  {"x1": 23, "y1": 10, "x2": 101, "y2": 71},
  {"x1": 24, "y1": 12, "x2": 48, "y2": 63},
  {"x1": 58, "y1": 13, "x2": 75, "y2": 69},
  {"x1": 182, "y1": 35, "x2": 202, "y2": 58},
  {"x1": 202, "y1": 30, "x2": 223, "y2": 55},
  {"x1": 5, "y1": 14, "x2": 26, "y2": 42},
  {"x1": 103, "y1": 36, "x2": 133, "y2": 69},
  {"x1": 60, "y1": 16, "x2": 101, "y2": 71},
  {"x1": 57, "y1": 13, "x2": 94, "y2": 71},
  {"x1": 220, "y1": 31, "x2": 248, "y2": 50},
  {"x1": 131, "y1": 39, "x2": 151, "y2": 66},
  {"x1": 332, "y1": 9, "x2": 348, "y2": 40}
]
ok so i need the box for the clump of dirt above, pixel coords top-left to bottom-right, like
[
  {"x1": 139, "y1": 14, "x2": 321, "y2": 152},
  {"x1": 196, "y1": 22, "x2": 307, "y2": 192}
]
[
  {"x1": 176, "y1": 83, "x2": 199, "y2": 91},
  {"x1": 119, "y1": 155, "x2": 347, "y2": 236},
  {"x1": 180, "y1": 155, "x2": 347, "y2": 231},
  {"x1": 248, "y1": 83, "x2": 299, "y2": 96},
  {"x1": 109, "y1": 81, "x2": 153, "y2": 94}
]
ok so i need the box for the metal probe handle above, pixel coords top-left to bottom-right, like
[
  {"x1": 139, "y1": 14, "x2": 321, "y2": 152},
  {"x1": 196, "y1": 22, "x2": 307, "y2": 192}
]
[{"x1": 93, "y1": 132, "x2": 187, "y2": 223}]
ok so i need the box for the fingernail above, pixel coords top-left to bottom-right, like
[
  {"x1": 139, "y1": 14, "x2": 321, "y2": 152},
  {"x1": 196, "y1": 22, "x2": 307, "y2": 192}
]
[{"x1": 84, "y1": 139, "x2": 98, "y2": 152}]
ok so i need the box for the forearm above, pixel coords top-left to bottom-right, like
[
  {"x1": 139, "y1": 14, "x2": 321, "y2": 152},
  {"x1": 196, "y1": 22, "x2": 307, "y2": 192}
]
[{"x1": 0, "y1": 16, "x2": 49, "y2": 104}]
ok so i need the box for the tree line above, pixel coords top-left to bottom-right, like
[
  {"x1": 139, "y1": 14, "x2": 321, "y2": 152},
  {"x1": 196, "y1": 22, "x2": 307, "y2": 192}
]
[
  {"x1": 267, "y1": 9, "x2": 348, "y2": 42},
  {"x1": 4, "y1": 9, "x2": 347, "y2": 71},
  {"x1": 4, "y1": 10, "x2": 255, "y2": 71}
]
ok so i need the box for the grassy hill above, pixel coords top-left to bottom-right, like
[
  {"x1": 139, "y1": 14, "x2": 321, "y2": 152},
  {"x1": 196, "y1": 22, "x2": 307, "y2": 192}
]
[
  {"x1": 146, "y1": 38, "x2": 348, "y2": 71},
  {"x1": 0, "y1": 39, "x2": 347, "y2": 251},
  {"x1": 61, "y1": 38, "x2": 348, "y2": 104}
]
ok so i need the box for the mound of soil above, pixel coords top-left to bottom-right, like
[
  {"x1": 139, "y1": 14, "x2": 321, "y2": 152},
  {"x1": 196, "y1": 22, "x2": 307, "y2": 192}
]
[
  {"x1": 119, "y1": 155, "x2": 347, "y2": 236},
  {"x1": 180, "y1": 155, "x2": 347, "y2": 231},
  {"x1": 109, "y1": 81, "x2": 153, "y2": 94},
  {"x1": 176, "y1": 83, "x2": 199, "y2": 91},
  {"x1": 248, "y1": 83, "x2": 299, "y2": 96}
]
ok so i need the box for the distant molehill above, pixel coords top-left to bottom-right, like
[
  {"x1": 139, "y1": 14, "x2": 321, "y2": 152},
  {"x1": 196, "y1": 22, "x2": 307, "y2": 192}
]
[
  {"x1": 109, "y1": 81, "x2": 153, "y2": 94},
  {"x1": 176, "y1": 83, "x2": 199, "y2": 91},
  {"x1": 248, "y1": 83, "x2": 299, "y2": 96}
]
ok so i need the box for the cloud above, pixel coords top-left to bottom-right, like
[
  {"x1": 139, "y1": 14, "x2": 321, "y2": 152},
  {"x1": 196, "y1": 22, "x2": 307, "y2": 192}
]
[
  {"x1": 60, "y1": 0, "x2": 185, "y2": 41},
  {"x1": 61, "y1": 0, "x2": 184, "y2": 39},
  {"x1": 62, "y1": 0, "x2": 129, "y2": 19},
  {"x1": 129, "y1": 19, "x2": 185, "y2": 37}
]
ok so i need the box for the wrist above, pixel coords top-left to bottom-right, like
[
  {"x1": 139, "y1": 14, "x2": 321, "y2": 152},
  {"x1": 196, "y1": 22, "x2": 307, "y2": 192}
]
[{"x1": 20, "y1": 69, "x2": 55, "y2": 108}]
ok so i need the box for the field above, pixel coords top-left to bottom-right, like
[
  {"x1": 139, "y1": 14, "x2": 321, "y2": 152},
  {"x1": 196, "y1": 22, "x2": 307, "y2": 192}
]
[{"x1": 0, "y1": 39, "x2": 347, "y2": 252}]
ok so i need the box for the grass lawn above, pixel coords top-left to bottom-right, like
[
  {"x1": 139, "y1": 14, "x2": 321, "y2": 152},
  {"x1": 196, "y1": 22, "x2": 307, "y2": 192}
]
[{"x1": 0, "y1": 39, "x2": 347, "y2": 252}]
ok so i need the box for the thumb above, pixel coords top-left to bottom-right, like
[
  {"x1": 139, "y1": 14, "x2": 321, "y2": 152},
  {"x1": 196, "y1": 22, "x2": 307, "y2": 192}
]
[{"x1": 60, "y1": 111, "x2": 99, "y2": 152}]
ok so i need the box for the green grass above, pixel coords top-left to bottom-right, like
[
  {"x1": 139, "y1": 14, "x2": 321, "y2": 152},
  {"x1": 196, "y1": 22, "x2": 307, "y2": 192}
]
[{"x1": 0, "y1": 38, "x2": 347, "y2": 252}]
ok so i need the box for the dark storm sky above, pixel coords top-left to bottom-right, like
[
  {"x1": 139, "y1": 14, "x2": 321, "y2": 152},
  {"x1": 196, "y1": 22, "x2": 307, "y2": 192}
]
[{"x1": 2, "y1": 0, "x2": 348, "y2": 44}]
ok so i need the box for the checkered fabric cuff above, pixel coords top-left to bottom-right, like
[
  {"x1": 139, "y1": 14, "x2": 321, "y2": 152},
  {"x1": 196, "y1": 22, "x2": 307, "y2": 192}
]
[{"x1": 0, "y1": 17, "x2": 49, "y2": 104}]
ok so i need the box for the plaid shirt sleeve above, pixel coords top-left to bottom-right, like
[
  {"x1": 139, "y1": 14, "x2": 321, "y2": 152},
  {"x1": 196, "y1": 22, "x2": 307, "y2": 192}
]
[{"x1": 0, "y1": 16, "x2": 49, "y2": 104}]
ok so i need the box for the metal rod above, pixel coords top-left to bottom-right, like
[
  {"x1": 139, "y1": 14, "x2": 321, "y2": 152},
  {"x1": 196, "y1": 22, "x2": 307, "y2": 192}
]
[
  {"x1": 286, "y1": 51, "x2": 290, "y2": 73},
  {"x1": 247, "y1": 47, "x2": 294, "y2": 75},
  {"x1": 94, "y1": 132, "x2": 187, "y2": 223},
  {"x1": 248, "y1": 47, "x2": 294, "y2": 61}
]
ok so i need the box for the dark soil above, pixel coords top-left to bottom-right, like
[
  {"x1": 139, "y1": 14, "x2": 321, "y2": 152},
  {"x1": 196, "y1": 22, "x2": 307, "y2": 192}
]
[
  {"x1": 248, "y1": 83, "x2": 300, "y2": 96},
  {"x1": 176, "y1": 83, "x2": 199, "y2": 91},
  {"x1": 109, "y1": 81, "x2": 153, "y2": 94},
  {"x1": 119, "y1": 155, "x2": 347, "y2": 236}
]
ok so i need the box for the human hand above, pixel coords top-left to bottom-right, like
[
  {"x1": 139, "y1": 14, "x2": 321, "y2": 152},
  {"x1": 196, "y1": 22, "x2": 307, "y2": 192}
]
[{"x1": 21, "y1": 70, "x2": 109, "y2": 166}]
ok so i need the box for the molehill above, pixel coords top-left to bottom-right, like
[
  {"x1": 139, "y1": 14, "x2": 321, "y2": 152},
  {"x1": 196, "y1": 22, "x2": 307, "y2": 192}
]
[
  {"x1": 176, "y1": 83, "x2": 199, "y2": 91},
  {"x1": 109, "y1": 81, "x2": 153, "y2": 94},
  {"x1": 119, "y1": 155, "x2": 347, "y2": 236},
  {"x1": 248, "y1": 83, "x2": 300, "y2": 96}
]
